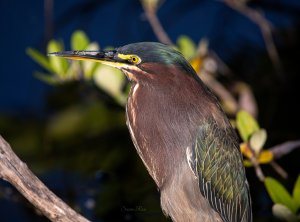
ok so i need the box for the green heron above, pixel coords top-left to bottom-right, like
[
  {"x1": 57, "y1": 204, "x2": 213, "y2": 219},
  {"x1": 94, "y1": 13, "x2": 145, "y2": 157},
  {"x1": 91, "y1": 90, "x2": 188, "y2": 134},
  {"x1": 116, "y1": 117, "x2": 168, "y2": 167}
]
[{"x1": 50, "y1": 42, "x2": 252, "y2": 222}]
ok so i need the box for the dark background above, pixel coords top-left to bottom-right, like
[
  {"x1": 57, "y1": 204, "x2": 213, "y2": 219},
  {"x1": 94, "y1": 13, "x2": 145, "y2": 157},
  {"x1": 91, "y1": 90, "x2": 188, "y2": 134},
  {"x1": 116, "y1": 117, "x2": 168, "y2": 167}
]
[{"x1": 0, "y1": 0, "x2": 300, "y2": 221}]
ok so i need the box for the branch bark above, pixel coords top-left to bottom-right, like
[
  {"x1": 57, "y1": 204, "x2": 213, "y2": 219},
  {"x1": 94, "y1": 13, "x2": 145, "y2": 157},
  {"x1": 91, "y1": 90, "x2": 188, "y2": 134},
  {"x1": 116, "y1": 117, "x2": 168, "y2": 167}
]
[
  {"x1": 140, "y1": 1, "x2": 173, "y2": 45},
  {"x1": 0, "y1": 135, "x2": 90, "y2": 222},
  {"x1": 270, "y1": 140, "x2": 300, "y2": 159}
]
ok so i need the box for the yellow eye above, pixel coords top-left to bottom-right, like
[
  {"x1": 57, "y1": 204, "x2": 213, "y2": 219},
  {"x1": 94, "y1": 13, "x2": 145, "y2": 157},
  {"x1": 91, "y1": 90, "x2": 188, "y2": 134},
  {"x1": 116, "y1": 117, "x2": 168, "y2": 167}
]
[{"x1": 129, "y1": 55, "x2": 141, "y2": 65}]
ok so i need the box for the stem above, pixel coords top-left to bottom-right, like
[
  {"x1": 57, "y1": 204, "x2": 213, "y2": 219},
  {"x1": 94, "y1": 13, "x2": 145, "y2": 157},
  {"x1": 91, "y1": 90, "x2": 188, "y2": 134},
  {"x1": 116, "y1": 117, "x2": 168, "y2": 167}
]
[
  {"x1": 270, "y1": 161, "x2": 288, "y2": 179},
  {"x1": 270, "y1": 140, "x2": 300, "y2": 159},
  {"x1": 201, "y1": 73, "x2": 239, "y2": 114},
  {"x1": 141, "y1": 2, "x2": 173, "y2": 45},
  {"x1": 223, "y1": 0, "x2": 284, "y2": 79},
  {"x1": 249, "y1": 155, "x2": 265, "y2": 182}
]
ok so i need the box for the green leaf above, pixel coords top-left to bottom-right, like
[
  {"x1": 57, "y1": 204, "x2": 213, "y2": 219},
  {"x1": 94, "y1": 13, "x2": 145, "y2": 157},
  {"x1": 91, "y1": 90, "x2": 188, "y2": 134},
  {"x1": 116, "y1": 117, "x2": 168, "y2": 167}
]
[
  {"x1": 47, "y1": 40, "x2": 68, "y2": 77},
  {"x1": 293, "y1": 175, "x2": 300, "y2": 210},
  {"x1": 272, "y1": 204, "x2": 299, "y2": 222},
  {"x1": 82, "y1": 42, "x2": 100, "y2": 79},
  {"x1": 26, "y1": 48, "x2": 54, "y2": 73},
  {"x1": 265, "y1": 177, "x2": 298, "y2": 213},
  {"x1": 236, "y1": 110, "x2": 260, "y2": 142},
  {"x1": 71, "y1": 30, "x2": 90, "y2": 50},
  {"x1": 258, "y1": 150, "x2": 273, "y2": 164},
  {"x1": 249, "y1": 129, "x2": 267, "y2": 154},
  {"x1": 93, "y1": 65, "x2": 127, "y2": 105},
  {"x1": 177, "y1": 35, "x2": 196, "y2": 60},
  {"x1": 65, "y1": 61, "x2": 81, "y2": 80}
]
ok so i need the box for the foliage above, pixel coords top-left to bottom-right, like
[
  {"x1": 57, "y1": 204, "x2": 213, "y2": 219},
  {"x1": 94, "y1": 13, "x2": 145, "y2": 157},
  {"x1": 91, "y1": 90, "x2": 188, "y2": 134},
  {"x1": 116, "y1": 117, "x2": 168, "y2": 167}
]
[
  {"x1": 27, "y1": 30, "x2": 127, "y2": 105},
  {"x1": 176, "y1": 35, "x2": 196, "y2": 60},
  {"x1": 236, "y1": 110, "x2": 300, "y2": 221},
  {"x1": 236, "y1": 110, "x2": 273, "y2": 166},
  {"x1": 265, "y1": 176, "x2": 300, "y2": 221}
]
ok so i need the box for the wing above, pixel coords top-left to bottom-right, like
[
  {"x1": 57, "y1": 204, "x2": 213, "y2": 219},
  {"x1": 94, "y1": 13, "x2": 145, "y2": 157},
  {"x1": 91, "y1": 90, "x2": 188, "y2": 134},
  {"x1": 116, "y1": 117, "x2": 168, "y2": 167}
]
[{"x1": 187, "y1": 119, "x2": 252, "y2": 222}]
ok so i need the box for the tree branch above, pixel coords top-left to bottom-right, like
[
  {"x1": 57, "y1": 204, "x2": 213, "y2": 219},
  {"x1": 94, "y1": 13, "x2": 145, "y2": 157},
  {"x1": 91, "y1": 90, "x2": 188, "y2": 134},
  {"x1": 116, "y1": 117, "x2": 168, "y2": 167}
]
[
  {"x1": 140, "y1": 0, "x2": 173, "y2": 45},
  {"x1": 200, "y1": 73, "x2": 239, "y2": 115},
  {"x1": 249, "y1": 155, "x2": 265, "y2": 182},
  {"x1": 223, "y1": 0, "x2": 284, "y2": 79},
  {"x1": 0, "y1": 135, "x2": 90, "y2": 222},
  {"x1": 270, "y1": 140, "x2": 300, "y2": 159},
  {"x1": 270, "y1": 161, "x2": 288, "y2": 179}
]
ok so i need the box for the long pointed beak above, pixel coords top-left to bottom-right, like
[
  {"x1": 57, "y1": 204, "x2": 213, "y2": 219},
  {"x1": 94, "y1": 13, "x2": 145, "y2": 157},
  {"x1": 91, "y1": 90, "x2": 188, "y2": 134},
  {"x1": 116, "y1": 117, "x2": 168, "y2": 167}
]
[{"x1": 48, "y1": 50, "x2": 127, "y2": 69}]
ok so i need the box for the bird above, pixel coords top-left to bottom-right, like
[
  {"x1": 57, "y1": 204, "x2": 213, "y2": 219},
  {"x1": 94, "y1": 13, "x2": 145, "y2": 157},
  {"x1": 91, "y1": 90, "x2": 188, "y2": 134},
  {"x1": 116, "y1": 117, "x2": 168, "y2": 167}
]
[{"x1": 49, "y1": 42, "x2": 252, "y2": 222}]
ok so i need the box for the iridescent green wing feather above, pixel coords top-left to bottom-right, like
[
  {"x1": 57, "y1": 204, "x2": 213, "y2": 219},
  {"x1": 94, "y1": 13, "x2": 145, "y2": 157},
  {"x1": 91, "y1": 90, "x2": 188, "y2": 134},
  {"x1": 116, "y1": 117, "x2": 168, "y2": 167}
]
[{"x1": 187, "y1": 119, "x2": 252, "y2": 222}]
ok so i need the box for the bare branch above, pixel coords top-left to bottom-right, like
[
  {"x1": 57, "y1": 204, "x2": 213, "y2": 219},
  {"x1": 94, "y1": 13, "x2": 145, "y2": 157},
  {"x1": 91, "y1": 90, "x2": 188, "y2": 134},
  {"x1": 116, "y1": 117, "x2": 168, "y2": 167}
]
[
  {"x1": 223, "y1": 0, "x2": 284, "y2": 79},
  {"x1": 270, "y1": 140, "x2": 300, "y2": 159},
  {"x1": 249, "y1": 155, "x2": 265, "y2": 182},
  {"x1": 140, "y1": 1, "x2": 173, "y2": 45},
  {"x1": 233, "y1": 82, "x2": 258, "y2": 118},
  {"x1": 201, "y1": 73, "x2": 239, "y2": 115},
  {"x1": 270, "y1": 161, "x2": 288, "y2": 179},
  {"x1": 0, "y1": 135, "x2": 90, "y2": 222}
]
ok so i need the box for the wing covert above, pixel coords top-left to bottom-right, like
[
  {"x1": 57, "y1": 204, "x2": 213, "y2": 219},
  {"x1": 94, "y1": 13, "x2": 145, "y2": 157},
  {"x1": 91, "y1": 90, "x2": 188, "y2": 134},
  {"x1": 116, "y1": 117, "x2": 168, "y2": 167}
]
[{"x1": 187, "y1": 119, "x2": 252, "y2": 222}]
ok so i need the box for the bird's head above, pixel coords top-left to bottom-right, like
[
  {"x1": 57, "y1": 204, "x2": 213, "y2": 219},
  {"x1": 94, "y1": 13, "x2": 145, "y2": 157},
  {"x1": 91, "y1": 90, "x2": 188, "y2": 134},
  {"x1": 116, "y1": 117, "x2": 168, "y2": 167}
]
[{"x1": 49, "y1": 42, "x2": 197, "y2": 83}]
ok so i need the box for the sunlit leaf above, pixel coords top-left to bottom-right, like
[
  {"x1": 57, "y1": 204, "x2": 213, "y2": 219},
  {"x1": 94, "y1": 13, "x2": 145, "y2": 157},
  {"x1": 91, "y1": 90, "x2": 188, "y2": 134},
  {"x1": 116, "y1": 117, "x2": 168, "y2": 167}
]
[
  {"x1": 26, "y1": 48, "x2": 54, "y2": 73},
  {"x1": 190, "y1": 38, "x2": 209, "y2": 73},
  {"x1": 240, "y1": 143, "x2": 253, "y2": 159},
  {"x1": 190, "y1": 56, "x2": 203, "y2": 73},
  {"x1": 250, "y1": 129, "x2": 267, "y2": 154},
  {"x1": 83, "y1": 42, "x2": 100, "y2": 79},
  {"x1": 242, "y1": 150, "x2": 273, "y2": 167},
  {"x1": 71, "y1": 30, "x2": 90, "y2": 50},
  {"x1": 177, "y1": 35, "x2": 196, "y2": 60},
  {"x1": 93, "y1": 65, "x2": 127, "y2": 105},
  {"x1": 258, "y1": 150, "x2": 273, "y2": 164},
  {"x1": 63, "y1": 60, "x2": 80, "y2": 80},
  {"x1": 272, "y1": 204, "x2": 299, "y2": 222},
  {"x1": 265, "y1": 177, "x2": 298, "y2": 213},
  {"x1": 236, "y1": 110, "x2": 260, "y2": 142},
  {"x1": 293, "y1": 175, "x2": 300, "y2": 209},
  {"x1": 47, "y1": 40, "x2": 68, "y2": 77}
]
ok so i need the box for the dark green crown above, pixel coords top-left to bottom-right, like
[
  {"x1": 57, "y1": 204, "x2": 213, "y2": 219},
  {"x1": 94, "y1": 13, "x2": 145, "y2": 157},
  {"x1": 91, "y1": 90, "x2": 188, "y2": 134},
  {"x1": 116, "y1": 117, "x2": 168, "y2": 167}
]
[{"x1": 117, "y1": 42, "x2": 196, "y2": 76}]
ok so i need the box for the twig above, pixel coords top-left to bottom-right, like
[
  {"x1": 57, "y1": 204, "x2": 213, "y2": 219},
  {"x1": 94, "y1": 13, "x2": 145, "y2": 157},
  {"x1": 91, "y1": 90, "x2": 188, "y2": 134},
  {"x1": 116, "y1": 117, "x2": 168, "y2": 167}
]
[
  {"x1": 234, "y1": 82, "x2": 258, "y2": 118},
  {"x1": 140, "y1": 1, "x2": 173, "y2": 45},
  {"x1": 245, "y1": 142, "x2": 266, "y2": 182},
  {"x1": 0, "y1": 135, "x2": 90, "y2": 222},
  {"x1": 249, "y1": 155, "x2": 265, "y2": 182},
  {"x1": 223, "y1": 0, "x2": 284, "y2": 79},
  {"x1": 269, "y1": 140, "x2": 300, "y2": 159},
  {"x1": 201, "y1": 73, "x2": 239, "y2": 115},
  {"x1": 270, "y1": 161, "x2": 288, "y2": 179},
  {"x1": 207, "y1": 51, "x2": 233, "y2": 77}
]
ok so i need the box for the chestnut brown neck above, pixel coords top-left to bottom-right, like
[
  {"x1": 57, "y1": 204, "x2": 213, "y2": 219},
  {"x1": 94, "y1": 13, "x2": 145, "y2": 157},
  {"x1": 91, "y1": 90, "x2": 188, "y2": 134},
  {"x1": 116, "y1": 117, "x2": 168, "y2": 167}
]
[{"x1": 125, "y1": 63, "x2": 217, "y2": 187}]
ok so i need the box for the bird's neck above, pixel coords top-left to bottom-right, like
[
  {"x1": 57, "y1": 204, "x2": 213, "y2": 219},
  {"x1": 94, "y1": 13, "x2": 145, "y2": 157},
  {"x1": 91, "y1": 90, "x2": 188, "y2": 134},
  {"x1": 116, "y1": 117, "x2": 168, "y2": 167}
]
[{"x1": 126, "y1": 73, "x2": 215, "y2": 187}]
